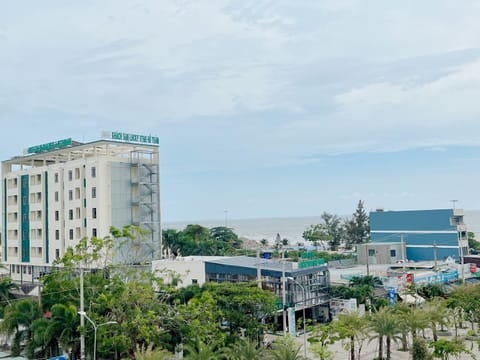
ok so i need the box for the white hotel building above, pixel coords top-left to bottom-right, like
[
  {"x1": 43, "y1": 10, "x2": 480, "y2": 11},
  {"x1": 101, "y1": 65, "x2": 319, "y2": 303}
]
[{"x1": 1, "y1": 134, "x2": 161, "y2": 282}]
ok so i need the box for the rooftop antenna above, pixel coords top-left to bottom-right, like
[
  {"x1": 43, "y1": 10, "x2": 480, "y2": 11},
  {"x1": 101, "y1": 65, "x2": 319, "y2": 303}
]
[{"x1": 451, "y1": 200, "x2": 458, "y2": 209}]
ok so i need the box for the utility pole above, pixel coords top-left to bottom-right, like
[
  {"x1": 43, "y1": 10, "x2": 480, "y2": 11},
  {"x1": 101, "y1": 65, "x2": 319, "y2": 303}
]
[
  {"x1": 256, "y1": 250, "x2": 262, "y2": 289},
  {"x1": 459, "y1": 230, "x2": 465, "y2": 282},
  {"x1": 282, "y1": 250, "x2": 287, "y2": 336},
  {"x1": 80, "y1": 266, "x2": 85, "y2": 360},
  {"x1": 365, "y1": 244, "x2": 370, "y2": 276}
]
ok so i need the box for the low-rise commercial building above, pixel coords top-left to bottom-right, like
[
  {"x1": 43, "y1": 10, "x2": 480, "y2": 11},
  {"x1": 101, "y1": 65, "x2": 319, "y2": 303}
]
[
  {"x1": 153, "y1": 254, "x2": 332, "y2": 334},
  {"x1": 369, "y1": 208, "x2": 468, "y2": 262}
]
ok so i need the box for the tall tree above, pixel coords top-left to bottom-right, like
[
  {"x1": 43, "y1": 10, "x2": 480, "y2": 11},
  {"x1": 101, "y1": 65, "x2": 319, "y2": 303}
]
[
  {"x1": 423, "y1": 299, "x2": 451, "y2": 342},
  {"x1": 336, "y1": 310, "x2": 368, "y2": 360},
  {"x1": 0, "y1": 276, "x2": 18, "y2": 314},
  {"x1": 321, "y1": 212, "x2": 344, "y2": 251},
  {"x1": 0, "y1": 298, "x2": 42, "y2": 357},
  {"x1": 303, "y1": 212, "x2": 347, "y2": 251},
  {"x1": 368, "y1": 307, "x2": 402, "y2": 360},
  {"x1": 302, "y1": 223, "x2": 331, "y2": 249},
  {"x1": 41, "y1": 303, "x2": 80, "y2": 359},
  {"x1": 345, "y1": 200, "x2": 370, "y2": 247},
  {"x1": 162, "y1": 229, "x2": 184, "y2": 257},
  {"x1": 201, "y1": 282, "x2": 277, "y2": 342},
  {"x1": 467, "y1": 231, "x2": 480, "y2": 254},
  {"x1": 210, "y1": 226, "x2": 242, "y2": 254},
  {"x1": 309, "y1": 322, "x2": 338, "y2": 360}
]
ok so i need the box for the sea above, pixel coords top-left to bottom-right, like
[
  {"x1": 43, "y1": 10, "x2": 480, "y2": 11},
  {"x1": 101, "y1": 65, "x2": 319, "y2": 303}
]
[{"x1": 164, "y1": 210, "x2": 480, "y2": 245}]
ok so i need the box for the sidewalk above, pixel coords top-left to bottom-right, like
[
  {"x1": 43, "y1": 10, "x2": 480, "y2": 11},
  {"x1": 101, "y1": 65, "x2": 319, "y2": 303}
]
[{"x1": 290, "y1": 326, "x2": 480, "y2": 360}]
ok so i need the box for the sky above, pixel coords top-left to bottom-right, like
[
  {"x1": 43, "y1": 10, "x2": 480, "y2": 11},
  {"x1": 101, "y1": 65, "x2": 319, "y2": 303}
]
[{"x1": 1, "y1": 1, "x2": 480, "y2": 222}]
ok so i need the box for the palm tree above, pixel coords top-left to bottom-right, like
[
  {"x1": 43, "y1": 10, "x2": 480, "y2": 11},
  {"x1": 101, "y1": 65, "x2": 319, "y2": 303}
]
[
  {"x1": 135, "y1": 344, "x2": 173, "y2": 360},
  {"x1": 268, "y1": 336, "x2": 304, "y2": 360},
  {"x1": 42, "y1": 303, "x2": 80, "y2": 358},
  {"x1": 393, "y1": 303, "x2": 429, "y2": 351},
  {"x1": 336, "y1": 310, "x2": 368, "y2": 360},
  {"x1": 423, "y1": 299, "x2": 450, "y2": 342},
  {"x1": 392, "y1": 303, "x2": 412, "y2": 351},
  {"x1": 162, "y1": 229, "x2": 183, "y2": 256},
  {"x1": 183, "y1": 338, "x2": 221, "y2": 360},
  {"x1": 0, "y1": 298, "x2": 42, "y2": 356},
  {"x1": 368, "y1": 307, "x2": 402, "y2": 360},
  {"x1": 0, "y1": 276, "x2": 18, "y2": 308},
  {"x1": 223, "y1": 338, "x2": 266, "y2": 360}
]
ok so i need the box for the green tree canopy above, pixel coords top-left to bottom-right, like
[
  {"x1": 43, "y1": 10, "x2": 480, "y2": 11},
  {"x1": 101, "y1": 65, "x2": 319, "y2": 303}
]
[{"x1": 344, "y1": 200, "x2": 370, "y2": 248}]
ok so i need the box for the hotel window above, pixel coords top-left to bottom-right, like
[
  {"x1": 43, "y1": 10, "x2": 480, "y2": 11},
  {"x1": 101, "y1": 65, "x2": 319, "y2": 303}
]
[
  {"x1": 75, "y1": 227, "x2": 81, "y2": 238},
  {"x1": 69, "y1": 190, "x2": 73, "y2": 201},
  {"x1": 75, "y1": 187, "x2": 81, "y2": 199},
  {"x1": 92, "y1": 187, "x2": 96, "y2": 198},
  {"x1": 92, "y1": 208, "x2": 97, "y2": 219},
  {"x1": 69, "y1": 209, "x2": 73, "y2": 220},
  {"x1": 55, "y1": 211, "x2": 59, "y2": 221},
  {"x1": 91, "y1": 166, "x2": 96, "y2": 178},
  {"x1": 55, "y1": 230, "x2": 60, "y2": 240},
  {"x1": 390, "y1": 249, "x2": 396, "y2": 257},
  {"x1": 55, "y1": 249, "x2": 60, "y2": 259},
  {"x1": 69, "y1": 229, "x2": 74, "y2": 240},
  {"x1": 368, "y1": 249, "x2": 375, "y2": 257},
  {"x1": 54, "y1": 172, "x2": 59, "y2": 183},
  {"x1": 68, "y1": 170, "x2": 73, "y2": 181},
  {"x1": 55, "y1": 191, "x2": 59, "y2": 202},
  {"x1": 92, "y1": 228, "x2": 97, "y2": 237},
  {"x1": 75, "y1": 168, "x2": 80, "y2": 179},
  {"x1": 76, "y1": 208, "x2": 81, "y2": 219}
]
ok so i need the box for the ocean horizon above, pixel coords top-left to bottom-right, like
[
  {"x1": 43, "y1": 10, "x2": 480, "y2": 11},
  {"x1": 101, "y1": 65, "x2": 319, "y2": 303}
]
[{"x1": 164, "y1": 209, "x2": 480, "y2": 245}]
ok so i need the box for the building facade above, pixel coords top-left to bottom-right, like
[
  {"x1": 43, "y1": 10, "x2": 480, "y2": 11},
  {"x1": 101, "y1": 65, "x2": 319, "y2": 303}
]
[
  {"x1": 2, "y1": 134, "x2": 161, "y2": 282},
  {"x1": 204, "y1": 256, "x2": 331, "y2": 324},
  {"x1": 370, "y1": 208, "x2": 468, "y2": 262}
]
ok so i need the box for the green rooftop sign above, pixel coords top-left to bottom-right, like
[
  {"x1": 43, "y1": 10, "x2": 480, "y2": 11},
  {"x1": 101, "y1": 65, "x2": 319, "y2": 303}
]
[
  {"x1": 299, "y1": 258, "x2": 325, "y2": 269},
  {"x1": 26, "y1": 138, "x2": 72, "y2": 154},
  {"x1": 106, "y1": 131, "x2": 159, "y2": 145}
]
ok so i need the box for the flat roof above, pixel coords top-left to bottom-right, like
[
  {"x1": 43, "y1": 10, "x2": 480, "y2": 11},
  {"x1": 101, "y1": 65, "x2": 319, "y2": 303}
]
[
  {"x1": 206, "y1": 256, "x2": 295, "y2": 272},
  {"x1": 3, "y1": 139, "x2": 158, "y2": 168}
]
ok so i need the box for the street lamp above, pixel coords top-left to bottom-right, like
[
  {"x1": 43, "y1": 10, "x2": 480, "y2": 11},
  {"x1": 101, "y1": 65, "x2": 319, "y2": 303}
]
[
  {"x1": 78, "y1": 311, "x2": 117, "y2": 360},
  {"x1": 287, "y1": 277, "x2": 307, "y2": 360}
]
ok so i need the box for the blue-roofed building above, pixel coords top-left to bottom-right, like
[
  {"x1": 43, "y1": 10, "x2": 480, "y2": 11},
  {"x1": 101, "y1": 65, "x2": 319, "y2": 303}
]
[{"x1": 369, "y1": 208, "x2": 468, "y2": 262}]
